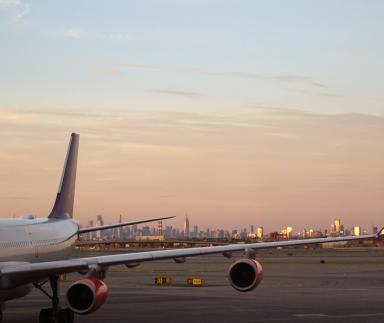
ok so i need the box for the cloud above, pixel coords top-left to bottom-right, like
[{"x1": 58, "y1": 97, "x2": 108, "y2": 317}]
[
  {"x1": 59, "y1": 30, "x2": 136, "y2": 42},
  {"x1": 0, "y1": 195, "x2": 30, "y2": 201},
  {"x1": 263, "y1": 132, "x2": 299, "y2": 139},
  {"x1": 13, "y1": 1, "x2": 27, "y2": 21},
  {"x1": 0, "y1": 0, "x2": 29, "y2": 22},
  {"x1": 2, "y1": 107, "x2": 383, "y2": 142},
  {"x1": 198, "y1": 70, "x2": 327, "y2": 88},
  {"x1": 1, "y1": 107, "x2": 384, "y2": 230},
  {"x1": 0, "y1": 0, "x2": 20, "y2": 7},
  {"x1": 101, "y1": 33, "x2": 135, "y2": 42},
  {"x1": 151, "y1": 89, "x2": 202, "y2": 98},
  {"x1": 18, "y1": 109, "x2": 111, "y2": 118},
  {"x1": 273, "y1": 74, "x2": 326, "y2": 88},
  {"x1": 62, "y1": 28, "x2": 84, "y2": 39},
  {"x1": 66, "y1": 60, "x2": 326, "y2": 89},
  {"x1": 70, "y1": 61, "x2": 158, "y2": 73},
  {"x1": 318, "y1": 92, "x2": 343, "y2": 98}
]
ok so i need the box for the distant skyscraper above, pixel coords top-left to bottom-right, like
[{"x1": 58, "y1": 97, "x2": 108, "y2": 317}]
[
  {"x1": 88, "y1": 220, "x2": 95, "y2": 240},
  {"x1": 116, "y1": 214, "x2": 122, "y2": 240},
  {"x1": 96, "y1": 214, "x2": 104, "y2": 226},
  {"x1": 300, "y1": 228, "x2": 307, "y2": 238},
  {"x1": 132, "y1": 224, "x2": 138, "y2": 238},
  {"x1": 142, "y1": 225, "x2": 150, "y2": 236},
  {"x1": 256, "y1": 226, "x2": 263, "y2": 239},
  {"x1": 251, "y1": 225, "x2": 254, "y2": 234},
  {"x1": 183, "y1": 215, "x2": 190, "y2": 238},
  {"x1": 334, "y1": 219, "x2": 341, "y2": 233},
  {"x1": 96, "y1": 214, "x2": 104, "y2": 240},
  {"x1": 286, "y1": 227, "x2": 293, "y2": 239},
  {"x1": 157, "y1": 220, "x2": 163, "y2": 235},
  {"x1": 353, "y1": 226, "x2": 361, "y2": 236}
]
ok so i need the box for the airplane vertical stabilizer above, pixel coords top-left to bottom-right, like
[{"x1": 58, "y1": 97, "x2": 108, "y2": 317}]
[{"x1": 48, "y1": 133, "x2": 79, "y2": 219}]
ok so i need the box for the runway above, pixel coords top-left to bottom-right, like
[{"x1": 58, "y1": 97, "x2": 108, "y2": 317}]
[{"x1": 4, "y1": 248, "x2": 384, "y2": 323}]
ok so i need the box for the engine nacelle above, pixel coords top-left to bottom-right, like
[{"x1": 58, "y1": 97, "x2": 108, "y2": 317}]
[
  {"x1": 66, "y1": 278, "x2": 108, "y2": 315},
  {"x1": 228, "y1": 259, "x2": 263, "y2": 292}
]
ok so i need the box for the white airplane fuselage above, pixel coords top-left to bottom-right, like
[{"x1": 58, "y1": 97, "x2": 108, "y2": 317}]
[
  {"x1": 0, "y1": 218, "x2": 78, "y2": 302},
  {"x1": 0, "y1": 218, "x2": 78, "y2": 264}
]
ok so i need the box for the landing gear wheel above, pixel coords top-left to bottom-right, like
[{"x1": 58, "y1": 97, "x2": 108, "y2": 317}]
[
  {"x1": 36, "y1": 276, "x2": 75, "y2": 323},
  {"x1": 39, "y1": 308, "x2": 54, "y2": 323},
  {"x1": 0, "y1": 302, "x2": 4, "y2": 321},
  {"x1": 58, "y1": 308, "x2": 74, "y2": 323},
  {"x1": 39, "y1": 307, "x2": 74, "y2": 323}
]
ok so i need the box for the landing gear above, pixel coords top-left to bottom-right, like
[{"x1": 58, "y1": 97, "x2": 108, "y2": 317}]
[
  {"x1": 39, "y1": 308, "x2": 73, "y2": 323},
  {"x1": 34, "y1": 275, "x2": 74, "y2": 323}
]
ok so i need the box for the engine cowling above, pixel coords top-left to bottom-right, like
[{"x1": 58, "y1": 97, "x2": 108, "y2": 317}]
[
  {"x1": 228, "y1": 259, "x2": 263, "y2": 292},
  {"x1": 66, "y1": 278, "x2": 108, "y2": 315}
]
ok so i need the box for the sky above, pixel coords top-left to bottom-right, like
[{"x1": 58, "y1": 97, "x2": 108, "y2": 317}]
[{"x1": 0, "y1": 0, "x2": 384, "y2": 232}]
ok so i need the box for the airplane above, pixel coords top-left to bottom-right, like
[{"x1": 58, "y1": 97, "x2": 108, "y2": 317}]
[{"x1": 0, "y1": 133, "x2": 381, "y2": 323}]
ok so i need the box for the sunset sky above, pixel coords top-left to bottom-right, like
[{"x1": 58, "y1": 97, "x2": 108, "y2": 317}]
[{"x1": 1, "y1": 1, "x2": 384, "y2": 232}]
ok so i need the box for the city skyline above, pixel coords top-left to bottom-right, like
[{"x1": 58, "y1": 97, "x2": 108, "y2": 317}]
[{"x1": 79, "y1": 213, "x2": 378, "y2": 240}]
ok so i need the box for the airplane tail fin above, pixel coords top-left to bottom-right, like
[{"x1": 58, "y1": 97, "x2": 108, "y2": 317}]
[{"x1": 48, "y1": 133, "x2": 80, "y2": 219}]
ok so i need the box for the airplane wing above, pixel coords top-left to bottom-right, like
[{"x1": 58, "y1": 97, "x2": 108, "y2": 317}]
[
  {"x1": 78, "y1": 216, "x2": 175, "y2": 234},
  {"x1": 1, "y1": 231, "x2": 381, "y2": 283}
]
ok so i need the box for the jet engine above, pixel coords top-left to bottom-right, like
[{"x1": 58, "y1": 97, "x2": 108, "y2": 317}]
[
  {"x1": 66, "y1": 278, "x2": 108, "y2": 315},
  {"x1": 228, "y1": 259, "x2": 263, "y2": 292}
]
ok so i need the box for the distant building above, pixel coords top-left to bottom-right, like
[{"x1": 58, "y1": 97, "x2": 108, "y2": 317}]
[
  {"x1": 157, "y1": 221, "x2": 163, "y2": 235},
  {"x1": 136, "y1": 235, "x2": 165, "y2": 242},
  {"x1": 353, "y1": 226, "x2": 361, "y2": 236},
  {"x1": 183, "y1": 215, "x2": 190, "y2": 238},
  {"x1": 132, "y1": 224, "x2": 138, "y2": 238},
  {"x1": 88, "y1": 220, "x2": 95, "y2": 240},
  {"x1": 339, "y1": 224, "x2": 345, "y2": 236},
  {"x1": 256, "y1": 226, "x2": 263, "y2": 240},
  {"x1": 164, "y1": 225, "x2": 173, "y2": 238},
  {"x1": 117, "y1": 214, "x2": 122, "y2": 239},
  {"x1": 280, "y1": 226, "x2": 293, "y2": 239},
  {"x1": 142, "y1": 225, "x2": 151, "y2": 236},
  {"x1": 334, "y1": 219, "x2": 341, "y2": 233},
  {"x1": 286, "y1": 227, "x2": 293, "y2": 239},
  {"x1": 300, "y1": 229, "x2": 308, "y2": 238},
  {"x1": 96, "y1": 214, "x2": 104, "y2": 240},
  {"x1": 344, "y1": 228, "x2": 350, "y2": 236},
  {"x1": 330, "y1": 219, "x2": 344, "y2": 236}
]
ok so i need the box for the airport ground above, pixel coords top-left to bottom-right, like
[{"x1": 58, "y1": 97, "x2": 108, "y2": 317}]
[{"x1": 4, "y1": 248, "x2": 384, "y2": 323}]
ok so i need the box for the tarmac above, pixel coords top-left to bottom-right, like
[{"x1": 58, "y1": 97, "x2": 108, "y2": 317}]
[{"x1": 4, "y1": 248, "x2": 384, "y2": 323}]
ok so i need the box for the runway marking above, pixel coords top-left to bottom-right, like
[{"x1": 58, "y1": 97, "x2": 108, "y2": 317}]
[
  {"x1": 109, "y1": 268, "x2": 225, "y2": 273},
  {"x1": 293, "y1": 314, "x2": 328, "y2": 318}
]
